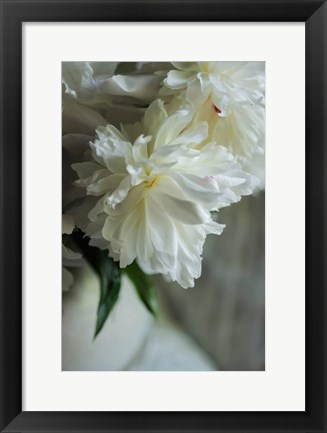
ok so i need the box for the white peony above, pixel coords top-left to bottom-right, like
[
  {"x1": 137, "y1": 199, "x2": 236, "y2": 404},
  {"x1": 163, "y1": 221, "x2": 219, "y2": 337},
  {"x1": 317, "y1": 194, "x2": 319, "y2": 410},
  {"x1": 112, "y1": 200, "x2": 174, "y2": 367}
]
[
  {"x1": 62, "y1": 62, "x2": 119, "y2": 104},
  {"x1": 62, "y1": 61, "x2": 162, "y2": 106},
  {"x1": 72, "y1": 100, "x2": 258, "y2": 288},
  {"x1": 62, "y1": 62, "x2": 156, "y2": 136},
  {"x1": 162, "y1": 62, "x2": 265, "y2": 165}
]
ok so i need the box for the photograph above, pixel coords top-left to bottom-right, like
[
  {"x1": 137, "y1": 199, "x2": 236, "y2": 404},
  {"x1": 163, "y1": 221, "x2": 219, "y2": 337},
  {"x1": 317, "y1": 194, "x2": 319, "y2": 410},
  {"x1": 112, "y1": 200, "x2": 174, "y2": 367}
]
[
  {"x1": 62, "y1": 61, "x2": 266, "y2": 371},
  {"x1": 1, "y1": 0, "x2": 326, "y2": 430}
]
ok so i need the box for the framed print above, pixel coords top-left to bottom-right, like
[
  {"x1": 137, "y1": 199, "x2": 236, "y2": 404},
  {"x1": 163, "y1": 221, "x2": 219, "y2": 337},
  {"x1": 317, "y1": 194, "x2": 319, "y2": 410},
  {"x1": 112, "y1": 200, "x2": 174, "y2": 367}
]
[{"x1": 0, "y1": 0, "x2": 326, "y2": 432}]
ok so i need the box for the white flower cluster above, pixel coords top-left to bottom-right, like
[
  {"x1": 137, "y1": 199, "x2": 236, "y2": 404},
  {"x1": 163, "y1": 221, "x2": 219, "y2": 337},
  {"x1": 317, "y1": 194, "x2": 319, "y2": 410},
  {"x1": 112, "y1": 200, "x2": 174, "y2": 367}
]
[{"x1": 62, "y1": 62, "x2": 265, "y2": 289}]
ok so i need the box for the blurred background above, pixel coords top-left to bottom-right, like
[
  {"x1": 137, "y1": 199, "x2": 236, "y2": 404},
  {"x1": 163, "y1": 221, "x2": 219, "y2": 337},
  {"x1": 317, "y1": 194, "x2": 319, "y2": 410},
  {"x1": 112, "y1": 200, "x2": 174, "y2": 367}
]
[
  {"x1": 156, "y1": 192, "x2": 265, "y2": 371},
  {"x1": 63, "y1": 192, "x2": 264, "y2": 371}
]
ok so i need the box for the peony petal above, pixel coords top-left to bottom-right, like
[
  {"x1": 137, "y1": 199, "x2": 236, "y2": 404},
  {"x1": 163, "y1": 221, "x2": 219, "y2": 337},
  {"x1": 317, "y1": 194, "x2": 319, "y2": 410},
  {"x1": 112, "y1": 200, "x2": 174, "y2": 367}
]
[
  {"x1": 62, "y1": 214, "x2": 75, "y2": 234},
  {"x1": 62, "y1": 244, "x2": 82, "y2": 261},
  {"x1": 86, "y1": 175, "x2": 121, "y2": 196},
  {"x1": 88, "y1": 195, "x2": 109, "y2": 222},
  {"x1": 97, "y1": 74, "x2": 161, "y2": 101},
  {"x1": 154, "y1": 105, "x2": 193, "y2": 150},
  {"x1": 149, "y1": 187, "x2": 207, "y2": 225},
  {"x1": 62, "y1": 95, "x2": 107, "y2": 135},
  {"x1": 164, "y1": 70, "x2": 196, "y2": 89},
  {"x1": 170, "y1": 121, "x2": 208, "y2": 146},
  {"x1": 132, "y1": 134, "x2": 151, "y2": 162},
  {"x1": 71, "y1": 161, "x2": 103, "y2": 179},
  {"x1": 171, "y1": 62, "x2": 198, "y2": 71},
  {"x1": 185, "y1": 75, "x2": 210, "y2": 108},
  {"x1": 62, "y1": 267, "x2": 74, "y2": 291},
  {"x1": 107, "y1": 175, "x2": 131, "y2": 208},
  {"x1": 166, "y1": 173, "x2": 220, "y2": 208},
  {"x1": 143, "y1": 99, "x2": 168, "y2": 139}
]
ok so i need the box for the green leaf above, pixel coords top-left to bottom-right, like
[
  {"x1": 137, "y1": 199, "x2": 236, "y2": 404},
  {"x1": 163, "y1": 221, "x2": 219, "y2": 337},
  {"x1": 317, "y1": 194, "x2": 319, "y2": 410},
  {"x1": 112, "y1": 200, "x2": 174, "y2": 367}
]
[
  {"x1": 71, "y1": 229, "x2": 121, "y2": 338},
  {"x1": 124, "y1": 261, "x2": 157, "y2": 317}
]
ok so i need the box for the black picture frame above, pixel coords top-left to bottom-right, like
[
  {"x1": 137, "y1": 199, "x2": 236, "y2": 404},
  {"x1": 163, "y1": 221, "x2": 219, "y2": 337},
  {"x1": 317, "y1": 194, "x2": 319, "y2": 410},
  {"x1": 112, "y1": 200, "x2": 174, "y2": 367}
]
[{"x1": 1, "y1": 1, "x2": 326, "y2": 432}]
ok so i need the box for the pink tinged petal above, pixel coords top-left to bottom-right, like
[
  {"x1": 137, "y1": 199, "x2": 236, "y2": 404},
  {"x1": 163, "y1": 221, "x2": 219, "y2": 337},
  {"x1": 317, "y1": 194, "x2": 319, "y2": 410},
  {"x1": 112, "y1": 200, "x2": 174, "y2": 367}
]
[
  {"x1": 211, "y1": 91, "x2": 231, "y2": 117},
  {"x1": 212, "y1": 103, "x2": 264, "y2": 157},
  {"x1": 216, "y1": 173, "x2": 247, "y2": 188},
  {"x1": 213, "y1": 105, "x2": 221, "y2": 114},
  {"x1": 209, "y1": 165, "x2": 259, "y2": 210}
]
